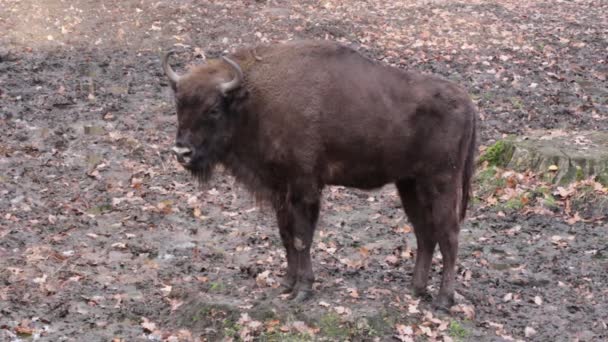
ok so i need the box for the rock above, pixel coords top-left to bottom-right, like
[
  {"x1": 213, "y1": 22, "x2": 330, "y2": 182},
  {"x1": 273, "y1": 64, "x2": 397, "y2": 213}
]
[{"x1": 481, "y1": 130, "x2": 608, "y2": 185}]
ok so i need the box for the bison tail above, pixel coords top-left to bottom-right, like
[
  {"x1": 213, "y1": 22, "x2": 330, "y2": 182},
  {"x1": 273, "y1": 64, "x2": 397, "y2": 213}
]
[{"x1": 460, "y1": 113, "x2": 476, "y2": 222}]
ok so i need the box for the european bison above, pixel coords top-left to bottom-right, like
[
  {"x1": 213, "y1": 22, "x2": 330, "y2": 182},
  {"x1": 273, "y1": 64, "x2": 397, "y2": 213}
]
[{"x1": 162, "y1": 40, "x2": 476, "y2": 309}]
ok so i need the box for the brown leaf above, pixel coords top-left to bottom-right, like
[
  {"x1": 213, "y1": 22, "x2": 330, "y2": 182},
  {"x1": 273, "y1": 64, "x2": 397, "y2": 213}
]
[
  {"x1": 141, "y1": 317, "x2": 156, "y2": 332},
  {"x1": 15, "y1": 324, "x2": 33, "y2": 336},
  {"x1": 255, "y1": 270, "x2": 276, "y2": 287},
  {"x1": 525, "y1": 326, "x2": 537, "y2": 337},
  {"x1": 385, "y1": 255, "x2": 399, "y2": 266},
  {"x1": 450, "y1": 304, "x2": 476, "y2": 320},
  {"x1": 566, "y1": 212, "x2": 581, "y2": 225},
  {"x1": 265, "y1": 319, "x2": 280, "y2": 333},
  {"x1": 399, "y1": 224, "x2": 413, "y2": 234}
]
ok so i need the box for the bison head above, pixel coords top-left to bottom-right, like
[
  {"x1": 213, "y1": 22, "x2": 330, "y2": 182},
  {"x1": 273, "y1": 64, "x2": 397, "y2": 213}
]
[{"x1": 162, "y1": 51, "x2": 243, "y2": 181}]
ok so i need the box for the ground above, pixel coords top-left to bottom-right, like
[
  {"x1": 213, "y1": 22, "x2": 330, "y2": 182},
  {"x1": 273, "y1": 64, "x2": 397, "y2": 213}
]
[{"x1": 1, "y1": 0, "x2": 607, "y2": 341}]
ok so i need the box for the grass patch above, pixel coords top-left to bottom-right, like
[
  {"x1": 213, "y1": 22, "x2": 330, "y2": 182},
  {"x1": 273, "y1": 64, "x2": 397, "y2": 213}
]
[
  {"x1": 319, "y1": 312, "x2": 350, "y2": 339},
  {"x1": 502, "y1": 193, "x2": 529, "y2": 211},
  {"x1": 449, "y1": 320, "x2": 470, "y2": 340},
  {"x1": 209, "y1": 282, "x2": 225, "y2": 293},
  {"x1": 597, "y1": 170, "x2": 608, "y2": 186},
  {"x1": 474, "y1": 166, "x2": 506, "y2": 199},
  {"x1": 222, "y1": 319, "x2": 241, "y2": 339},
  {"x1": 258, "y1": 331, "x2": 313, "y2": 342},
  {"x1": 510, "y1": 97, "x2": 524, "y2": 110}
]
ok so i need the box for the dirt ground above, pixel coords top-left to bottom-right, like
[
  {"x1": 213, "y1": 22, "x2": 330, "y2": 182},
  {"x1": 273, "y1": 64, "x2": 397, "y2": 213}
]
[{"x1": 1, "y1": 0, "x2": 607, "y2": 341}]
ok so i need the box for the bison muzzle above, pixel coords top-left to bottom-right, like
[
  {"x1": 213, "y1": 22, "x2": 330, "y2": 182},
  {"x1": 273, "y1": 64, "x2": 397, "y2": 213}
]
[{"x1": 162, "y1": 40, "x2": 477, "y2": 309}]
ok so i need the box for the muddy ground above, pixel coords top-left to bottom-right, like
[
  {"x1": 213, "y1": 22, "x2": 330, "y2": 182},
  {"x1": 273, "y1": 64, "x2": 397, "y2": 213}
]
[{"x1": 1, "y1": 0, "x2": 607, "y2": 341}]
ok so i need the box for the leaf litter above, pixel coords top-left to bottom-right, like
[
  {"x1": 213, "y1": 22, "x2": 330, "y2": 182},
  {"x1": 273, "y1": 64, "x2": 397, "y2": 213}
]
[{"x1": 1, "y1": 0, "x2": 607, "y2": 341}]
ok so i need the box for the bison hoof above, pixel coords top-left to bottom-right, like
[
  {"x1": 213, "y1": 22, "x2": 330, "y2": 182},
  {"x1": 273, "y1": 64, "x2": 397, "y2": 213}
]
[
  {"x1": 281, "y1": 286, "x2": 294, "y2": 295},
  {"x1": 412, "y1": 288, "x2": 432, "y2": 302},
  {"x1": 432, "y1": 295, "x2": 455, "y2": 312},
  {"x1": 281, "y1": 277, "x2": 297, "y2": 294},
  {"x1": 288, "y1": 289, "x2": 313, "y2": 303}
]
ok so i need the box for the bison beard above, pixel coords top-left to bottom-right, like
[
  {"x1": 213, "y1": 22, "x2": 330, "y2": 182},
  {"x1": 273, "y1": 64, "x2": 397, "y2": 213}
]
[{"x1": 162, "y1": 40, "x2": 477, "y2": 310}]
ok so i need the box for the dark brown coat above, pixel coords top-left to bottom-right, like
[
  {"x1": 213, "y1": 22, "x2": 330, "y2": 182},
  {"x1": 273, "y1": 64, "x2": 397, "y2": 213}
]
[{"x1": 163, "y1": 40, "x2": 476, "y2": 308}]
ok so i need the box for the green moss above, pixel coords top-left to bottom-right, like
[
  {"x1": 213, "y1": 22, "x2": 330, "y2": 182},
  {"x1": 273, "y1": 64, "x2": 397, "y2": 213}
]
[
  {"x1": 87, "y1": 203, "x2": 113, "y2": 215},
  {"x1": 510, "y1": 97, "x2": 524, "y2": 110},
  {"x1": 575, "y1": 166, "x2": 585, "y2": 181},
  {"x1": 191, "y1": 306, "x2": 211, "y2": 323},
  {"x1": 476, "y1": 166, "x2": 498, "y2": 183},
  {"x1": 597, "y1": 170, "x2": 608, "y2": 187},
  {"x1": 258, "y1": 331, "x2": 313, "y2": 342},
  {"x1": 352, "y1": 318, "x2": 380, "y2": 338},
  {"x1": 222, "y1": 319, "x2": 240, "y2": 338},
  {"x1": 537, "y1": 42, "x2": 545, "y2": 51},
  {"x1": 529, "y1": 186, "x2": 558, "y2": 209},
  {"x1": 504, "y1": 197, "x2": 524, "y2": 210},
  {"x1": 449, "y1": 321, "x2": 470, "y2": 340},
  {"x1": 500, "y1": 193, "x2": 529, "y2": 211},
  {"x1": 482, "y1": 91, "x2": 494, "y2": 102},
  {"x1": 209, "y1": 282, "x2": 225, "y2": 293},
  {"x1": 479, "y1": 140, "x2": 515, "y2": 167},
  {"x1": 474, "y1": 166, "x2": 506, "y2": 200},
  {"x1": 543, "y1": 194, "x2": 558, "y2": 209},
  {"x1": 366, "y1": 310, "x2": 398, "y2": 336},
  {"x1": 319, "y1": 312, "x2": 350, "y2": 339}
]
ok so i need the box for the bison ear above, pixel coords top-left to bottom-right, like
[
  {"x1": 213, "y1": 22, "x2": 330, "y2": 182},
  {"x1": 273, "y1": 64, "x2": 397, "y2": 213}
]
[{"x1": 218, "y1": 56, "x2": 243, "y2": 96}]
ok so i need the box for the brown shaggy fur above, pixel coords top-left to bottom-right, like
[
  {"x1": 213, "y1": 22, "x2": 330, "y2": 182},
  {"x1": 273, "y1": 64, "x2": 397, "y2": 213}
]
[{"x1": 165, "y1": 40, "x2": 477, "y2": 308}]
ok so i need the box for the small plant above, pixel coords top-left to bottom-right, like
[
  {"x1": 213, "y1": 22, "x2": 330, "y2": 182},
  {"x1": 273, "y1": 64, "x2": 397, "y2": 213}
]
[
  {"x1": 503, "y1": 193, "x2": 529, "y2": 211},
  {"x1": 191, "y1": 307, "x2": 211, "y2": 323},
  {"x1": 222, "y1": 319, "x2": 240, "y2": 338},
  {"x1": 319, "y1": 312, "x2": 350, "y2": 339},
  {"x1": 543, "y1": 193, "x2": 558, "y2": 209},
  {"x1": 510, "y1": 97, "x2": 524, "y2": 110},
  {"x1": 209, "y1": 282, "x2": 225, "y2": 292},
  {"x1": 575, "y1": 166, "x2": 585, "y2": 181},
  {"x1": 258, "y1": 331, "x2": 313, "y2": 342},
  {"x1": 449, "y1": 320, "x2": 469, "y2": 340},
  {"x1": 474, "y1": 166, "x2": 506, "y2": 200}
]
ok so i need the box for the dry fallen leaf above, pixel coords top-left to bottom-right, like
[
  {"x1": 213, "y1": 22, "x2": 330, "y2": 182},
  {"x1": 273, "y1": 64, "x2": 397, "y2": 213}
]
[
  {"x1": 395, "y1": 324, "x2": 414, "y2": 341},
  {"x1": 525, "y1": 326, "x2": 537, "y2": 337},
  {"x1": 450, "y1": 304, "x2": 476, "y2": 320},
  {"x1": 15, "y1": 324, "x2": 34, "y2": 336},
  {"x1": 385, "y1": 255, "x2": 399, "y2": 266},
  {"x1": 141, "y1": 317, "x2": 156, "y2": 333},
  {"x1": 255, "y1": 270, "x2": 276, "y2": 287}
]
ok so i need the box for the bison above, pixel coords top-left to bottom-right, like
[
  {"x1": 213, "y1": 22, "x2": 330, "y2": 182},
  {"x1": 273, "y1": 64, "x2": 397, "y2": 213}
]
[{"x1": 162, "y1": 40, "x2": 476, "y2": 309}]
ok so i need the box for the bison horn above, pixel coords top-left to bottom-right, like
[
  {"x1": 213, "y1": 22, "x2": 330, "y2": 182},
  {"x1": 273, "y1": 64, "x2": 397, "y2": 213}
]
[
  {"x1": 219, "y1": 56, "x2": 243, "y2": 95},
  {"x1": 162, "y1": 50, "x2": 181, "y2": 88}
]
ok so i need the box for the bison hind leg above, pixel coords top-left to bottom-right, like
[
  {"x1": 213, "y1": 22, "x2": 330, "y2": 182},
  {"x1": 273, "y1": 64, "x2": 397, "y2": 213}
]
[
  {"x1": 396, "y1": 179, "x2": 437, "y2": 299},
  {"x1": 397, "y1": 176, "x2": 461, "y2": 310}
]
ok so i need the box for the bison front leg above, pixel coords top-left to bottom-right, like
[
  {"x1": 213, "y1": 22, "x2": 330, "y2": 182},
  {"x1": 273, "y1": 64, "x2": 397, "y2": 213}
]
[
  {"x1": 276, "y1": 204, "x2": 298, "y2": 293},
  {"x1": 274, "y1": 188, "x2": 321, "y2": 302},
  {"x1": 287, "y1": 190, "x2": 321, "y2": 302}
]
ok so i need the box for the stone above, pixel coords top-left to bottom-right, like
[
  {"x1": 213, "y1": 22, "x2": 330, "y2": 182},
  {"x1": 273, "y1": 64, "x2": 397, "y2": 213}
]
[{"x1": 481, "y1": 130, "x2": 608, "y2": 186}]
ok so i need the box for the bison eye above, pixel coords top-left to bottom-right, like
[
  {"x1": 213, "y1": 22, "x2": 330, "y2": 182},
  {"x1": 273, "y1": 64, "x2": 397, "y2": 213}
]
[{"x1": 208, "y1": 108, "x2": 221, "y2": 119}]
